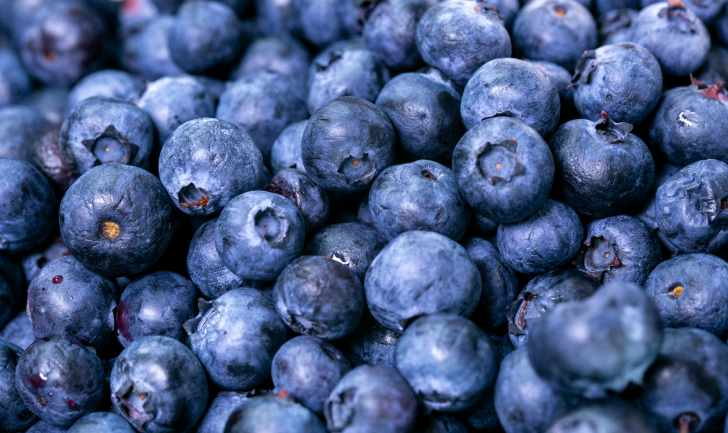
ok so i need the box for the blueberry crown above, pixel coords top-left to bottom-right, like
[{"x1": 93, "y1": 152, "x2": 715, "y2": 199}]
[
  {"x1": 570, "y1": 50, "x2": 597, "y2": 87},
  {"x1": 594, "y1": 112, "x2": 633, "y2": 143},
  {"x1": 658, "y1": 1, "x2": 697, "y2": 33},
  {"x1": 691, "y1": 76, "x2": 728, "y2": 102}
]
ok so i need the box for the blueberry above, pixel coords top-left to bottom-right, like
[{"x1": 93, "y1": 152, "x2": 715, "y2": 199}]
[
  {"x1": 0, "y1": 256, "x2": 25, "y2": 333},
  {"x1": 528, "y1": 60, "x2": 575, "y2": 118},
  {"x1": 216, "y1": 0, "x2": 251, "y2": 15},
  {"x1": 593, "y1": 0, "x2": 640, "y2": 15},
  {"x1": 294, "y1": 0, "x2": 368, "y2": 47},
  {"x1": 0, "y1": 105, "x2": 47, "y2": 161},
  {"x1": 111, "y1": 336, "x2": 208, "y2": 432},
  {"x1": 463, "y1": 237, "x2": 519, "y2": 332},
  {"x1": 0, "y1": 340, "x2": 37, "y2": 432},
  {"x1": 507, "y1": 269, "x2": 600, "y2": 348},
  {"x1": 513, "y1": 0, "x2": 597, "y2": 71},
  {"x1": 121, "y1": 15, "x2": 185, "y2": 81},
  {"x1": 461, "y1": 58, "x2": 561, "y2": 138},
  {"x1": 159, "y1": 118, "x2": 264, "y2": 216},
  {"x1": 22, "y1": 87, "x2": 69, "y2": 126},
  {"x1": 270, "y1": 120, "x2": 307, "y2": 174},
  {"x1": 66, "y1": 412, "x2": 134, "y2": 433},
  {"x1": 470, "y1": 213, "x2": 500, "y2": 237},
  {"x1": 452, "y1": 117, "x2": 555, "y2": 223},
  {"x1": 118, "y1": 0, "x2": 162, "y2": 34},
  {"x1": 696, "y1": 46, "x2": 728, "y2": 84},
  {"x1": 375, "y1": 70, "x2": 465, "y2": 162},
  {"x1": 264, "y1": 169, "x2": 330, "y2": 232},
  {"x1": 357, "y1": 194, "x2": 374, "y2": 224},
  {"x1": 307, "y1": 40, "x2": 390, "y2": 114},
  {"x1": 184, "y1": 288, "x2": 287, "y2": 390},
  {"x1": 571, "y1": 43, "x2": 663, "y2": 125},
  {"x1": 116, "y1": 271, "x2": 197, "y2": 347},
  {"x1": 718, "y1": 8, "x2": 728, "y2": 47},
  {"x1": 217, "y1": 72, "x2": 308, "y2": 160},
  {"x1": 650, "y1": 78, "x2": 728, "y2": 166},
  {"x1": 494, "y1": 347, "x2": 578, "y2": 433},
  {"x1": 0, "y1": 312, "x2": 35, "y2": 350},
  {"x1": 137, "y1": 75, "x2": 216, "y2": 145},
  {"x1": 27, "y1": 256, "x2": 118, "y2": 350},
  {"x1": 644, "y1": 254, "x2": 728, "y2": 336},
  {"x1": 364, "y1": 231, "x2": 482, "y2": 333},
  {"x1": 272, "y1": 335, "x2": 352, "y2": 413},
  {"x1": 167, "y1": 0, "x2": 244, "y2": 73},
  {"x1": 254, "y1": 0, "x2": 300, "y2": 36},
  {"x1": 0, "y1": 158, "x2": 57, "y2": 253},
  {"x1": 197, "y1": 391, "x2": 254, "y2": 433},
  {"x1": 574, "y1": 215, "x2": 661, "y2": 285},
  {"x1": 550, "y1": 113, "x2": 655, "y2": 217},
  {"x1": 231, "y1": 36, "x2": 311, "y2": 88},
  {"x1": 67, "y1": 70, "x2": 142, "y2": 113},
  {"x1": 0, "y1": 47, "x2": 31, "y2": 107},
  {"x1": 29, "y1": 125, "x2": 78, "y2": 192},
  {"x1": 215, "y1": 190, "x2": 306, "y2": 281},
  {"x1": 18, "y1": 2, "x2": 105, "y2": 86},
  {"x1": 301, "y1": 97, "x2": 396, "y2": 194},
  {"x1": 497, "y1": 200, "x2": 583, "y2": 275},
  {"x1": 631, "y1": 1, "x2": 710, "y2": 76},
  {"x1": 415, "y1": 414, "x2": 469, "y2": 433},
  {"x1": 305, "y1": 222, "x2": 387, "y2": 280},
  {"x1": 274, "y1": 256, "x2": 365, "y2": 339},
  {"x1": 597, "y1": 8, "x2": 639, "y2": 44},
  {"x1": 527, "y1": 281, "x2": 663, "y2": 397},
  {"x1": 546, "y1": 399, "x2": 656, "y2": 433},
  {"x1": 343, "y1": 313, "x2": 400, "y2": 368},
  {"x1": 655, "y1": 159, "x2": 728, "y2": 253},
  {"x1": 416, "y1": 0, "x2": 511, "y2": 86},
  {"x1": 363, "y1": 0, "x2": 437, "y2": 70},
  {"x1": 59, "y1": 164, "x2": 174, "y2": 277},
  {"x1": 636, "y1": 328, "x2": 728, "y2": 433},
  {"x1": 634, "y1": 162, "x2": 683, "y2": 256},
  {"x1": 15, "y1": 336, "x2": 106, "y2": 427},
  {"x1": 59, "y1": 97, "x2": 155, "y2": 177},
  {"x1": 25, "y1": 421, "x2": 69, "y2": 433},
  {"x1": 641, "y1": 0, "x2": 725, "y2": 23},
  {"x1": 224, "y1": 395, "x2": 327, "y2": 433},
  {"x1": 324, "y1": 365, "x2": 418, "y2": 433}
]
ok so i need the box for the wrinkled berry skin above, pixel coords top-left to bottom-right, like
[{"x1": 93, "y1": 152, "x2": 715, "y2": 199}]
[
  {"x1": 27, "y1": 256, "x2": 118, "y2": 351},
  {"x1": 575, "y1": 215, "x2": 662, "y2": 285},
  {"x1": 550, "y1": 115, "x2": 654, "y2": 217},
  {"x1": 1, "y1": 312, "x2": 35, "y2": 350},
  {"x1": 272, "y1": 336, "x2": 352, "y2": 413},
  {"x1": 110, "y1": 336, "x2": 208, "y2": 433},
  {"x1": 185, "y1": 288, "x2": 287, "y2": 390},
  {"x1": 644, "y1": 254, "x2": 728, "y2": 336},
  {"x1": 365, "y1": 231, "x2": 482, "y2": 333},
  {"x1": 649, "y1": 80, "x2": 728, "y2": 166},
  {"x1": 494, "y1": 347, "x2": 577, "y2": 433},
  {"x1": 116, "y1": 271, "x2": 197, "y2": 347},
  {"x1": 0, "y1": 47, "x2": 31, "y2": 107},
  {"x1": 159, "y1": 118, "x2": 264, "y2": 217},
  {"x1": 67, "y1": 70, "x2": 142, "y2": 112},
  {"x1": 507, "y1": 269, "x2": 600, "y2": 349},
  {"x1": 167, "y1": 0, "x2": 244, "y2": 73},
  {"x1": 513, "y1": 0, "x2": 597, "y2": 71},
  {"x1": 59, "y1": 164, "x2": 174, "y2": 277},
  {"x1": 59, "y1": 97, "x2": 154, "y2": 177},
  {"x1": 217, "y1": 72, "x2": 308, "y2": 160},
  {"x1": 344, "y1": 314, "x2": 400, "y2": 368},
  {"x1": 274, "y1": 256, "x2": 365, "y2": 340},
  {"x1": 527, "y1": 282, "x2": 663, "y2": 397},
  {"x1": 197, "y1": 391, "x2": 253, "y2": 433},
  {"x1": 224, "y1": 396, "x2": 327, "y2": 433},
  {"x1": 67, "y1": 412, "x2": 134, "y2": 433},
  {"x1": 0, "y1": 158, "x2": 57, "y2": 253},
  {"x1": 0, "y1": 106, "x2": 47, "y2": 161},
  {"x1": 0, "y1": 257, "x2": 25, "y2": 331},
  {"x1": 324, "y1": 365, "x2": 417, "y2": 433},
  {"x1": 264, "y1": 169, "x2": 330, "y2": 232},
  {"x1": 16, "y1": 336, "x2": 105, "y2": 427},
  {"x1": 461, "y1": 58, "x2": 561, "y2": 138},
  {"x1": 231, "y1": 36, "x2": 311, "y2": 88},
  {"x1": 271, "y1": 120, "x2": 307, "y2": 174},
  {"x1": 571, "y1": 43, "x2": 663, "y2": 125},
  {"x1": 121, "y1": 15, "x2": 185, "y2": 81},
  {"x1": 655, "y1": 160, "x2": 728, "y2": 253},
  {"x1": 416, "y1": 0, "x2": 511, "y2": 86},
  {"x1": 302, "y1": 97, "x2": 396, "y2": 194},
  {"x1": 0, "y1": 340, "x2": 37, "y2": 432},
  {"x1": 452, "y1": 117, "x2": 555, "y2": 223},
  {"x1": 215, "y1": 190, "x2": 306, "y2": 281},
  {"x1": 375, "y1": 70, "x2": 465, "y2": 162},
  {"x1": 308, "y1": 41, "x2": 390, "y2": 114},
  {"x1": 546, "y1": 400, "x2": 656, "y2": 433},
  {"x1": 186, "y1": 220, "x2": 263, "y2": 299},
  {"x1": 597, "y1": 8, "x2": 639, "y2": 44},
  {"x1": 30, "y1": 125, "x2": 78, "y2": 192},
  {"x1": 497, "y1": 200, "x2": 583, "y2": 274},
  {"x1": 631, "y1": 2, "x2": 710, "y2": 76},
  {"x1": 463, "y1": 237, "x2": 519, "y2": 332},
  {"x1": 396, "y1": 314, "x2": 497, "y2": 412},
  {"x1": 369, "y1": 160, "x2": 470, "y2": 242},
  {"x1": 304, "y1": 222, "x2": 387, "y2": 280},
  {"x1": 636, "y1": 328, "x2": 728, "y2": 433}
]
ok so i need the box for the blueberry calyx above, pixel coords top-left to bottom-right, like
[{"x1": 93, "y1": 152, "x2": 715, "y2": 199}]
[
  {"x1": 474, "y1": 0, "x2": 503, "y2": 22},
  {"x1": 338, "y1": 153, "x2": 377, "y2": 186},
  {"x1": 665, "y1": 284, "x2": 685, "y2": 297},
  {"x1": 659, "y1": 1, "x2": 697, "y2": 33},
  {"x1": 692, "y1": 177, "x2": 728, "y2": 224},
  {"x1": 582, "y1": 236, "x2": 620, "y2": 278},
  {"x1": 690, "y1": 76, "x2": 728, "y2": 102},
  {"x1": 506, "y1": 293, "x2": 539, "y2": 336},
  {"x1": 477, "y1": 139, "x2": 525, "y2": 185},
  {"x1": 264, "y1": 179, "x2": 297, "y2": 206},
  {"x1": 314, "y1": 51, "x2": 343, "y2": 73},
  {"x1": 594, "y1": 112, "x2": 633, "y2": 143},
  {"x1": 254, "y1": 208, "x2": 290, "y2": 244},
  {"x1": 82, "y1": 125, "x2": 139, "y2": 166},
  {"x1": 675, "y1": 413, "x2": 698, "y2": 433},
  {"x1": 183, "y1": 298, "x2": 215, "y2": 336},
  {"x1": 179, "y1": 183, "x2": 211, "y2": 208},
  {"x1": 99, "y1": 221, "x2": 120, "y2": 240},
  {"x1": 570, "y1": 50, "x2": 597, "y2": 87},
  {"x1": 326, "y1": 387, "x2": 356, "y2": 430}
]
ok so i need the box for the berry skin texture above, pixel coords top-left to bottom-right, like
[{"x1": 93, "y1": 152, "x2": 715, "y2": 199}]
[
  {"x1": 197, "y1": 391, "x2": 254, "y2": 433},
  {"x1": 67, "y1": 412, "x2": 135, "y2": 433},
  {"x1": 224, "y1": 395, "x2": 327, "y2": 433},
  {"x1": 546, "y1": 399, "x2": 656, "y2": 433},
  {"x1": 0, "y1": 340, "x2": 37, "y2": 432},
  {"x1": 270, "y1": 120, "x2": 307, "y2": 174},
  {"x1": 304, "y1": 222, "x2": 387, "y2": 280},
  {"x1": 0, "y1": 106, "x2": 47, "y2": 161}
]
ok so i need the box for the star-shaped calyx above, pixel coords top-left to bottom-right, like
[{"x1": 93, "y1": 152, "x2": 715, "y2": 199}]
[
  {"x1": 570, "y1": 50, "x2": 597, "y2": 88},
  {"x1": 581, "y1": 236, "x2": 621, "y2": 279},
  {"x1": 658, "y1": 1, "x2": 697, "y2": 33},
  {"x1": 594, "y1": 111, "x2": 633, "y2": 143},
  {"x1": 82, "y1": 125, "x2": 139, "y2": 166},
  {"x1": 691, "y1": 75, "x2": 728, "y2": 102},
  {"x1": 477, "y1": 139, "x2": 525, "y2": 185}
]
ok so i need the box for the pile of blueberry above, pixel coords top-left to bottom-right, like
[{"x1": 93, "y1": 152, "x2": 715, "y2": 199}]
[{"x1": 2, "y1": 0, "x2": 728, "y2": 431}]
